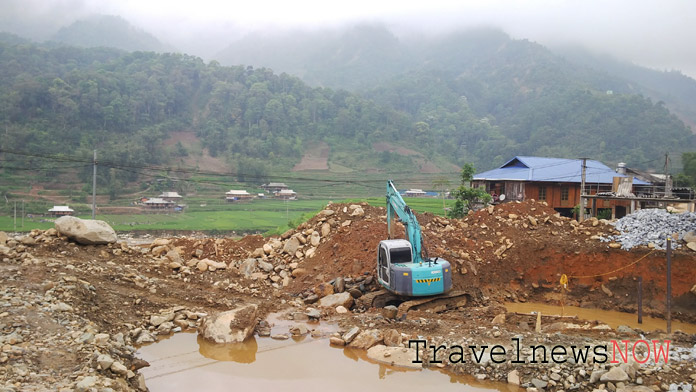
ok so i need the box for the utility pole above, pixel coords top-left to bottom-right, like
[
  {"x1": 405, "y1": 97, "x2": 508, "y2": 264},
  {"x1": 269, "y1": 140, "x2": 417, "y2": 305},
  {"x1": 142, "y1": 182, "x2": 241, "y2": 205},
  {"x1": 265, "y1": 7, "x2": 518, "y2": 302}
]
[
  {"x1": 579, "y1": 158, "x2": 587, "y2": 222},
  {"x1": 92, "y1": 149, "x2": 97, "y2": 219},
  {"x1": 664, "y1": 153, "x2": 672, "y2": 198}
]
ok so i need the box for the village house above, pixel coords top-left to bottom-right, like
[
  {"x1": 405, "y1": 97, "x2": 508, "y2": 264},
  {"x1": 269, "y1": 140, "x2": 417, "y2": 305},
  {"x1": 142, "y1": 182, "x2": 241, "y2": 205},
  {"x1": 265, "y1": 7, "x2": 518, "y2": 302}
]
[
  {"x1": 405, "y1": 189, "x2": 427, "y2": 197},
  {"x1": 225, "y1": 190, "x2": 254, "y2": 202},
  {"x1": 48, "y1": 206, "x2": 74, "y2": 217},
  {"x1": 262, "y1": 182, "x2": 289, "y2": 193},
  {"x1": 472, "y1": 156, "x2": 652, "y2": 218},
  {"x1": 143, "y1": 198, "x2": 176, "y2": 209},
  {"x1": 158, "y1": 191, "x2": 183, "y2": 202},
  {"x1": 274, "y1": 189, "x2": 297, "y2": 200}
]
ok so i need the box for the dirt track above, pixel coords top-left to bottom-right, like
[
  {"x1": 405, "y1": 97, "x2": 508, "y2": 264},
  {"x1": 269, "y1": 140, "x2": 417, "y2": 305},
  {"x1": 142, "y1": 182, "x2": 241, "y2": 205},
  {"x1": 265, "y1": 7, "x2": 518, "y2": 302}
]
[{"x1": 1, "y1": 200, "x2": 696, "y2": 391}]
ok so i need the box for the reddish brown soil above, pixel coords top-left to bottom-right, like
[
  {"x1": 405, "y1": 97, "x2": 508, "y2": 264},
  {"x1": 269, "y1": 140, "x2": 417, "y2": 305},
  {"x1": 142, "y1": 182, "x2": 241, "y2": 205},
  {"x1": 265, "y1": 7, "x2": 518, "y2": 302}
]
[{"x1": 293, "y1": 142, "x2": 329, "y2": 171}]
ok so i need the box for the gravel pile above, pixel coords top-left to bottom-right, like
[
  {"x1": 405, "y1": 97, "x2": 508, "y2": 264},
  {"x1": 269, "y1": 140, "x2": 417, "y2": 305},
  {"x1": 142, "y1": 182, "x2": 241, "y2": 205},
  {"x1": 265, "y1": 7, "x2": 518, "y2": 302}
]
[{"x1": 604, "y1": 208, "x2": 696, "y2": 250}]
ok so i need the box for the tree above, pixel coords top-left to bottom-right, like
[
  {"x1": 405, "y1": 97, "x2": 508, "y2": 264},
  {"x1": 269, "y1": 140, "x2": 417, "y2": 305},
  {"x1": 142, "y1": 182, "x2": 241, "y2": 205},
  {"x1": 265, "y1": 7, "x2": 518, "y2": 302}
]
[
  {"x1": 681, "y1": 152, "x2": 696, "y2": 186},
  {"x1": 448, "y1": 163, "x2": 491, "y2": 218}
]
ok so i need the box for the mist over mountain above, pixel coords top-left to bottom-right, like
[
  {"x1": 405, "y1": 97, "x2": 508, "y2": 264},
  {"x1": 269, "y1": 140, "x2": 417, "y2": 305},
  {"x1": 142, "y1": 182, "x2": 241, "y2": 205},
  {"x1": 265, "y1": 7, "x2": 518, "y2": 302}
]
[{"x1": 50, "y1": 15, "x2": 173, "y2": 53}]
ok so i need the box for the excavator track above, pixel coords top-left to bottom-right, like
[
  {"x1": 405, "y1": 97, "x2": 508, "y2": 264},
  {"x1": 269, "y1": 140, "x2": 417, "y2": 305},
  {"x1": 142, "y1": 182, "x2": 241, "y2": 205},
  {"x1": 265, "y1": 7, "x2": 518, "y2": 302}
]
[{"x1": 357, "y1": 289, "x2": 480, "y2": 318}]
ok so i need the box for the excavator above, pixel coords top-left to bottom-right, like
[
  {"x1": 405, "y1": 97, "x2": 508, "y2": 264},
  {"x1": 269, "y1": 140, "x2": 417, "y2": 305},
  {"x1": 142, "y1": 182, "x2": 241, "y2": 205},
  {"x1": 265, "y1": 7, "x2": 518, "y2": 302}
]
[{"x1": 357, "y1": 180, "x2": 474, "y2": 315}]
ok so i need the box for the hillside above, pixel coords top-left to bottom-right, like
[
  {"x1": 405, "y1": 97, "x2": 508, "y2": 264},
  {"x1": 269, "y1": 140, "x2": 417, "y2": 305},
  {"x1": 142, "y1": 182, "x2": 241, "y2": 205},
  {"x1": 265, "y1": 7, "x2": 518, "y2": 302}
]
[
  {"x1": 50, "y1": 15, "x2": 172, "y2": 53},
  {"x1": 0, "y1": 36, "x2": 693, "y2": 202}
]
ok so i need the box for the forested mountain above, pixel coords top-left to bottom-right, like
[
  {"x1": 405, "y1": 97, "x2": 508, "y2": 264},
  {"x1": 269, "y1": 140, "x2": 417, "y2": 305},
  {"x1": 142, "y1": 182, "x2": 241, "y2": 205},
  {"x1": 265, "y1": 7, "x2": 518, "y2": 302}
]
[
  {"x1": 0, "y1": 32, "x2": 693, "y2": 195},
  {"x1": 51, "y1": 15, "x2": 171, "y2": 53}
]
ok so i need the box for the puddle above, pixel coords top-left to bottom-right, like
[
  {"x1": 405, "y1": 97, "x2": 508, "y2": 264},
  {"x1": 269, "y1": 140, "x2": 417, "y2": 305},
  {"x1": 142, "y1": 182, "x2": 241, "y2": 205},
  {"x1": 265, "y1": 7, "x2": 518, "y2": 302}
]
[
  {"x1": 138, "y1": 313, "x2": 518, "y2": 392},
  {"x1": 506, "y1": 302, "x2": 696, "y2": 334}
]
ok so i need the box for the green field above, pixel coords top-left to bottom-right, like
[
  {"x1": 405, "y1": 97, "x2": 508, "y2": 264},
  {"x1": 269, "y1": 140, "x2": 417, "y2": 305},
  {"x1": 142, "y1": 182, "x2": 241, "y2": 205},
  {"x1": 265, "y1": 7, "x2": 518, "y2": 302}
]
[{"x1": 0, "y1": 197, "x2": 453, "y2": 234}]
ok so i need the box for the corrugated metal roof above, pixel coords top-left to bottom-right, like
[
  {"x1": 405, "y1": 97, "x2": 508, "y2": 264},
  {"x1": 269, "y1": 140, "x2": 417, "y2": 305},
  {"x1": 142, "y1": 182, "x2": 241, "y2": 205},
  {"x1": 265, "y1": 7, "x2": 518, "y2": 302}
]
[
  {"x1": 48, "y1": 206, "x2": 74, "y2": 212},
  {"x1": 473, "y1": 156, "x2": 650, "y2": 185}
]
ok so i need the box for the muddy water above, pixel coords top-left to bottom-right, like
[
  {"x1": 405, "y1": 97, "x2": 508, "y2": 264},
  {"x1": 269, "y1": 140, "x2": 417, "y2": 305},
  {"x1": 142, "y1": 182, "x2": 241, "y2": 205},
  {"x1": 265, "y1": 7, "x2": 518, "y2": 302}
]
[
  {"x1": 138, "y1": 316, "x2": 518, "y2": 392},
  {"x1": 506, "y1": 302, "x2": 696, "y2": 334}
]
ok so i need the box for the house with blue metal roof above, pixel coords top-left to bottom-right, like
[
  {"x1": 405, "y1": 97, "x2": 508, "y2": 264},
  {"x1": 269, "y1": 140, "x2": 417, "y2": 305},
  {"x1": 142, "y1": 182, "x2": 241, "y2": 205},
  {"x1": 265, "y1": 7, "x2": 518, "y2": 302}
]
[{"x1": 473, "y1": 156, "x2": 650, "y2": 217}]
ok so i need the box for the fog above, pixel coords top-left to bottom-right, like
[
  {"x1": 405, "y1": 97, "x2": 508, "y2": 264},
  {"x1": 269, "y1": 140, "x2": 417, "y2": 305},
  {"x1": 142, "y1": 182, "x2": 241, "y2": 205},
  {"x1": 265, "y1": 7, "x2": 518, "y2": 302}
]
[{"x1": 1, "y1": 0, "x2": 695, "y2": 78}]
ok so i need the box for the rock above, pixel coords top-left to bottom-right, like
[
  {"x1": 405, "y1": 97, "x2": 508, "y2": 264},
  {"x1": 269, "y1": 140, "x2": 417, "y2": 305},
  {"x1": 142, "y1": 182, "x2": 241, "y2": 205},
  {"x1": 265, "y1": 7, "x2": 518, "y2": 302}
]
[
  {"x1": 601, "y1": 284, "x2": 613, "y2": 297},
  {"x1": 310, "y1": 231, "x2": 321, "y2": 246},
  {"x1": 0, "y1": 231, "x2": 7, "y2": 245},
  {"x1": 687, "y1": 242, "x2": 696, "y2": 252},
  {"x1": 507, "y1": 370, "x2": 520, "y2": 385},
  {"x1": 263, "y1": 243, "x2": 273, "y2": 255},
  {"x1": 335, "y1": 306, "x2": 348, "y2": 314},
  {"x1": 251, "y1": 247, "x2": 265, "y2": 258},
  {"x1": 283, "y1": 237, "x2": 300, "y2": 255},
  {"x1": 19, "y1": 236, "x2": 36, "y2": 245},
  {"x1": 166, "y1": 249, "x2": 182, "y2": 264},
  {"x1": 348, "y1": 288, "x2": 363, "y2": 298},
  {"x1": 289, "y1": 325, "x2": 308, "y2": 336},
  {"x1": 318, "y1": 292, "x2": 354, "y2": 309},
  {"x1": 334, "y1": 277, "x2": 345, "y2": 293},
  {"x1": 135, "y1": 331, "x2": 156, "y2": 344},
  {"x1": 590, "y1": 370, "x2": 608, "y2": 383},
  {"x1": 349, "y1": 329, "x2": 383, "y2": 349},
  {"x1": 321, "y1": 223, "x2": 331, "y2": 237},
  {"x1": 196, "y1": 259, "x2": 208, "y2": 272},
  {"x1": 150, "y1": 312, "x2": 175, "y2": 327},
  {"x1": 383, "y1": 329, "x2": 401, "y2": 347},
  {"x1": 110, "y1": 361, "x2": 128, "y2": 376},
  {"x1": 382, "y1": 305, "x2": 398, "y2": 320},
  {"x1": 342, "y1": 327, "x2": 360, "y2": 343},
  {"x1": 531, "y1": 378, "x2": 547, "y2": 389},
  {"x1": 51, "y1": 302, "x2": 73, "y2": 312},
  {"x1": 292, "y1": 268, "x2": 308, "y2": 278},
  {"x1": 304, "y1": 294, "x2": 319, "y2": 304},
  {"x1": 257, "y1": 260, "x2": 273, "y2": 272},
  {"x1": 528, "y1": 216, "x2": 538, "y2": 226},
  {"x1": 292, "y1": 312, "x2": 309, "y2": 322},
  {"x1": 683, "y1": 231, "x2": 696, "y2": 243},
  {"x1": 691, "y1": 284, "x2": 696, "y2": 296},
  {"x1": 306, "y1": 308, "x2": 321, "y2": 319},
  {"x1": 271, "y1": 334, "x2": 289, "y2": 340},
  {"x1": 55, "y1": 216, "x2": 117, "y2": 245},
  {"x1": 329, "y1": 337, "x2": 346, "y2": 346},
  {"x1": 350, "y1": 206, "x2": 365, "y2": 217},
  {"x1": 492, "y1": 313, "x2": 506, "y2": 324},
  {"x1": 94, "y1": 333, "x2": 109, "y2": 345},
  {"x1": 609, "y1": 242, "x2": 621, "y2": 248},
  {"x1": 616, "y1": 387, "x2": 653, "y2": 392},
  {"x1": 198, "y1": 304, "x2": 258, "y2": 344},
  {"x1": 97, "y1": 354, "x2": 114, "y2": 370},
  {"x1": 509, "y1": 213, "x2": 519, "y2": 220},
  {"x1": 75, "y1": 376, "x2": 99, "y2": 391},
  {"x1": 320, "y1": 209, "x2": 335, "y2": 216},
  {"x1": 367, "y1": 345, "x2": 421, "y2": 369},
  {"x1": 617, "y1": 325, "x2": 637, "y2": 334},
  {"x1": 240, "y1": 258, "x2": 258, "y2": 277},
  {"x1": 600, "y1": 367, "x2": 629, "y2": 383}
]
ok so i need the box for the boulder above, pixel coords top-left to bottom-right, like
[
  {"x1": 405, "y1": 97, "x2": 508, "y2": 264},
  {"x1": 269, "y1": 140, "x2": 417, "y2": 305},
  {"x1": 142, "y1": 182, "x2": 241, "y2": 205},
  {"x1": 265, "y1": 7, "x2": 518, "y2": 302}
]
[
  {"x1": 600, "y1": 366, "x2": 629, "y2": 382},
  {"x1": 687, "y1": 242, "x2": 696, "y2": 252},
  {"x1": 240, "y1": 258, "x2": 258, "y2": 277},
  {"x1": 283, "y1": 237, "x2": 300, "y2": 255},
  {"x1": 382, "y1": 329, "x2": 401, "y2": 347},
  {"x1": 262, "y1": 243, "x2": 273, "y2": 255},
  {"x1": 366, "y1": 345, "x2": 421, "y2": 369},
  {"x1": 198, "y1": 304, "x2": 258, "y2": 344},
  {"x1": 318, "y1": 292, "x2": 353, "y2": 309},
  {"x1": 507, "y1": 370, "x2": 520, "y2": 385},
  {"x1": 55, "y1": 216, "x2": 117, "y2": 245},
  {"x1": 349, "y1": 329, "x2": 383, "y2": 349},
  {"x1": 310, "y1": 231, "x2": 321, "y2": 246},
  {"x1": 321, "y1": 223, "x2": 331, "y2": 237}
]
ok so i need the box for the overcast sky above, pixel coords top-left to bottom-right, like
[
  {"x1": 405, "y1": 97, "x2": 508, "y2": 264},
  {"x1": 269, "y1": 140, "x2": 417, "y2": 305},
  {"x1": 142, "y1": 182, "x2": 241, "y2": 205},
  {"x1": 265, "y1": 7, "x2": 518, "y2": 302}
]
[{"x1": 2, "y1": 0, "x2": 695, "y2": 78}]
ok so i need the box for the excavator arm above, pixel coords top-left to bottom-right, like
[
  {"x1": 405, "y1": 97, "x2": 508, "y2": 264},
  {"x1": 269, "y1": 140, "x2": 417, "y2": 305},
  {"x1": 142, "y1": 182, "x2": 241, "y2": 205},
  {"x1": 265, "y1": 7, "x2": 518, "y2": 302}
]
[{"x1": 386, "y1": 180, "x2": 425, "y2": 264}]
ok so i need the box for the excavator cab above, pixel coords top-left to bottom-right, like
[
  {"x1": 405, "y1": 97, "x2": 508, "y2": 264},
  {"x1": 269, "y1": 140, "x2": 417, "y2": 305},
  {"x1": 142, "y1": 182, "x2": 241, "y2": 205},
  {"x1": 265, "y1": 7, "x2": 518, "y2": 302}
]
[{"x1": 377, "y1": 239, "x2": 452, "y2": 297}]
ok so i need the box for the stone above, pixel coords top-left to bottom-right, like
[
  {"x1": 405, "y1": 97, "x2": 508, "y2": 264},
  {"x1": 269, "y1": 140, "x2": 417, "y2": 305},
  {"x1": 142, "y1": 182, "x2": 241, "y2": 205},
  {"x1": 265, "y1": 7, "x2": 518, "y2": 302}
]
[
  {"x1": 283, "y1": 237, "x2": 300, "y2": 255},
  {"x1": 318, "y1": 292, "x2": 354, "y2": 309},
  {"x1": 382, "y1": 305, "x2": 398, "y2": 320},
  {"x1": 617, "y1": 325, "x2": 636, "y2": 334},
  {"x1": 320, "y1": 209, "x2": 335, "y2": 216},
  {"x1": 251, "y1": 247, "x2": 265, "y2": 258},
  {"x1": 19, "y1": 236, "x2": 36, "y2": 245},
  {"x1": 349, "y1": 329, "x2": 383, "y2": 349},
  {"x1": 531, "y1": 378, "x2": 548, "y2": 389},
  {"x1": 367, "y1": 345, "x2": 421, "y2": 369},
  {"x1": 600, "y1": 367, "x2": 629, "y2": 383},
  {"x1": 306, "y1": 308, "x2": 321, "y2": 319},
  {"x1": 310, "y1": 231, "x2": 321, "y2": 246},
  {"x1": 166, "y1": 250, "x2": 182, "y2": 265},
  {"x1": 289, "y1": 325, "x2": 308, "y2": 336},
  {"x1": 609, "y1": 242, "x2": 621, "y2": 248},
  {"x1": 257, "y1": 259, "x2": 273, "y2": 272},
  {"x1": 590, "y1": 370, "x2": 608, "y2": 383},
  {"x1": 683, "y1": 231, "x2": 696, "y2": 243},
  {"x1": 492, "y1": 313, "x2": 506, "y2": 324},
  {"x1": 93, "y1": 333, "x2": 109, "y2": 345},
  {"x1": 335, "y1": 306, "x2": 348, "y2": 314},
  {"x1": 383, "y1": 329, "x2": 401, "y2": 347},
  {"x1": 687, "y1": 242, "x2": 696, "y2": 252},
  {"x1": 0, "y1": 231, "x2": 7, "y2": 245},
  {"x1": 616, "y1": 387, "x2": 653, "y2": 392},
  {"x1": 263, "y1": 243, "x2": 273, "y2": 255},
  {"x1": 342, "y1": 327, "x2": 360, "y2": 343},
  {"x1": 601, "y1": 284, "x2": 613, "y2": 297},
  {"x1": 110, "y1": 361, "x2": 128, "y2": 376},
  {"x1": 334, "y1": 277, "x2": 345, "y2": 293},
  {"x1": 196, "y1": 259, "x2": 208, "y2": 272},
  {"x1": 321, "y1": 223, "x2": 331, "y2": 237},
  {"x1": 75, "y1": 376, "x2": 99, "y2": 392},
  {"x1": 240, "y1": 258, "x2": 258, "y2": 277},
  {"x1": 509, "y1": 213, "x2": 519, "y2": 220},
  {"x1": 135, "y1": 331, "x2": 156, "y2": 344},
  {"x1": 507, "y1": 370, "x2": 521, "y2": 385},
  {"x1": 691, "y1": 284, "x2": 696, "y2": 296},
  {"x1": 150, "y1": 312, "x2": 175, "y2": 327},
  {"x1": 97, "y1": 354, "x2": 114, "y2": 370},
  {"x1": 292, "y1": 312, "x2": 309, "y2": 322},
  {"x1": 350, "y1": 206, "x2": 365, "y2": 217},
  {"x1": 348, "y1": 288, "x2": 363, "y2": 298},
  {"x1": 330, "y1": 337, "x2": 346, "y2": 346},
  {"x1": 198, "y1": 304, "x2": 258, "y2": 344},
  {"x1": 528, "y1": 216, "x2": 538, "y2": 226},
  {"x1": 55, "y1": 216, "x2": 117, "y2": 245}
]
